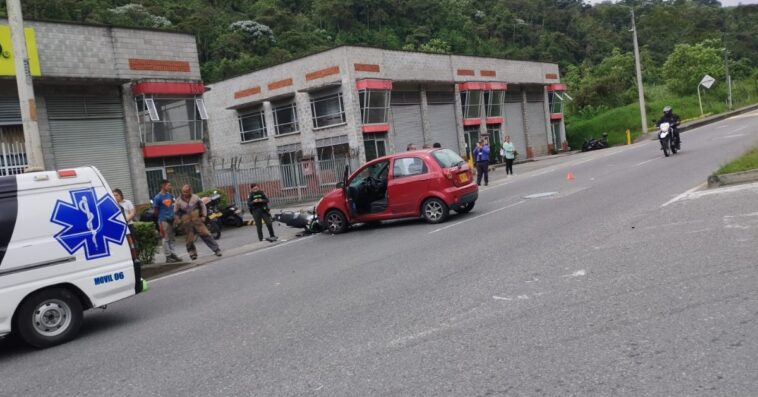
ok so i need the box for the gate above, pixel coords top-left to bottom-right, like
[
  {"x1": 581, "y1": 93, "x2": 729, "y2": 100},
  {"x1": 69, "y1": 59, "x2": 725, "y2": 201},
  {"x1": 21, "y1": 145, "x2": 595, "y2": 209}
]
[{"x1": 0, "y1": 142, "x2": 26, "y2": 176}]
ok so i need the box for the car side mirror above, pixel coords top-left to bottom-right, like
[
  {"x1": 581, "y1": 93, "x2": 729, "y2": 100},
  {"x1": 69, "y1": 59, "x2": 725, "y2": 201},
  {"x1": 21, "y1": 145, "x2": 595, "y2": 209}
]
[{"x1": 336, "y1": 182, "x2": 344, "y2": 189}]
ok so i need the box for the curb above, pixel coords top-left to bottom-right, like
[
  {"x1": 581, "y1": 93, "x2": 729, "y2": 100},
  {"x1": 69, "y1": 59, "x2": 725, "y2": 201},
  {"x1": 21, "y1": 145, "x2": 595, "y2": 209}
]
[{"x1": 707, "y1": 169, "x2": 758, "y2": 189}]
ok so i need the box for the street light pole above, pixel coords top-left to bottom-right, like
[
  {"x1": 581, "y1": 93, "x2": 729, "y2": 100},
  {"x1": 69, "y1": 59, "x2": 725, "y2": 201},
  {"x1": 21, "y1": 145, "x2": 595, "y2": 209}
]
[
  {"x1": 6, "y1": 0, "x2": 45, "y2": 171},
  {"x1": 723, "y1": 48, "x2": 733, "y2": 110},
  {"x1": 631, "y1": 8, "x2": 648, "y2": 135}
]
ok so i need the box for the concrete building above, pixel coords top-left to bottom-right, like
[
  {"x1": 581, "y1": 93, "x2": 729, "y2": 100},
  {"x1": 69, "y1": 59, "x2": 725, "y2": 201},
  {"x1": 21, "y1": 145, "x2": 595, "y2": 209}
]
[
  {"x1": 0, "y1": 20, "x2": 207, "y2": 203},
  {"x1": 204, "y1": 46, "x2": 568, "y2": 173}
]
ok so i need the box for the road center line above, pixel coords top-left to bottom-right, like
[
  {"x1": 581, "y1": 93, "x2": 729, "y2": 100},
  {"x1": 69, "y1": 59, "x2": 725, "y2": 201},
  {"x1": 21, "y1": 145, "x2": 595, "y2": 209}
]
[
  {"x1": 429, "y1": 200, "x2": 526, "y2": 234},
  {"x1": 635, "y1": 158, "x2": 657, "y2": 167}
]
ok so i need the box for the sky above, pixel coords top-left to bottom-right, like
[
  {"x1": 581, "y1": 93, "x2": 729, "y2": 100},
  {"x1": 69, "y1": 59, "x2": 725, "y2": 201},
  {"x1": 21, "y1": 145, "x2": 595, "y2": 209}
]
[{"x1": 585, "y1": 0, "x2": 758, "y2": 5}]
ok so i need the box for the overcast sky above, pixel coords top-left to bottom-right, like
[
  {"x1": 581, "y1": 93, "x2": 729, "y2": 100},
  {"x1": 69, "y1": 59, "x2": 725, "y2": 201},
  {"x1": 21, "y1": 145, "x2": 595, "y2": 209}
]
[{"x1": 585, "y1": 0, "x2": 758, "y2": 6}]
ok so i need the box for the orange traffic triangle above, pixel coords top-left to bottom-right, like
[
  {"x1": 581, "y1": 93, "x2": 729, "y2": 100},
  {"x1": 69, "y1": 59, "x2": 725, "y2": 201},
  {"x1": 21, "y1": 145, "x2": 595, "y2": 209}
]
[{"x1": 566, "y1": 172, "x2": 575, "y2": 181}]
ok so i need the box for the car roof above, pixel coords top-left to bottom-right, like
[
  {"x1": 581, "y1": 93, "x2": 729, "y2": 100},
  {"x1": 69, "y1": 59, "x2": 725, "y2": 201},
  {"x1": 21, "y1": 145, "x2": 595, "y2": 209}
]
[{"x1": 370, "y1": 148, "x2": 440, "y2": 163}]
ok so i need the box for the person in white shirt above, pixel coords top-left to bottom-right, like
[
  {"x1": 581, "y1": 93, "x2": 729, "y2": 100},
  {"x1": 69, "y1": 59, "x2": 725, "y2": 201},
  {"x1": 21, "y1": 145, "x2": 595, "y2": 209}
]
[{"x1": 113, "y1": 189, "x2": 135, "y2": 225}]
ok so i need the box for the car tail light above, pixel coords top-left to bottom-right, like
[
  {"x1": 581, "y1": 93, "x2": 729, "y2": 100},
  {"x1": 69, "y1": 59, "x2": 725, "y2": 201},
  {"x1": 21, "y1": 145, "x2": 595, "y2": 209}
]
[
  {"x1": 443, "y1": 168, "x2": 453, "y2": 180},
  {"x1": 57, "y1": 169, "x2": 77, "y2": 178}
]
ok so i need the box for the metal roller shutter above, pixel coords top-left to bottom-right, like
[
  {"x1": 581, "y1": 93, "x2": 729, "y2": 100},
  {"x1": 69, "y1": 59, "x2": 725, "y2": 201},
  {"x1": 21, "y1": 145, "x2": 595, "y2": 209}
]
[
  {"x1": 526, "y1": 102, "x2": 548, "y2": 157},
  {"x1": 0, "y1": 97, "x2": 21, "y2": 126},
  {"x1": 504, "y1": 102, "x2": 526, "y2": 157},
  {"x1": 46, "y1": 95, "x2": 135, "y2": 200},
  {"x1": 426, "y1": 91, "x2": 459, "y2": 153},
  {"x1": 390, "y1": 91, "x2": 423, "y2": 153}
]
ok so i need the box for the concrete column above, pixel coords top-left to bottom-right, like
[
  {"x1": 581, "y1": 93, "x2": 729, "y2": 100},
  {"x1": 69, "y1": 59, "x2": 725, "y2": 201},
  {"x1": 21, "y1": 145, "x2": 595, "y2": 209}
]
[
  {"x1": 453, "y1": 85, "x2": 466, "y2": 157},
  {"x1": 34, "y1": 96, "x2": 56, "y2": 169},
  {"x1": 419, "y1": 86, "x2": 433, "y2": 147},
  {"x1": 7, "y1": 0, "x2": 44, "y2": 170},
  {"x1": 262, "y1": 101, "x2": 279, "y2": 165},
  {"x1": 121, "y1": 83, "x2": 149, "y2": 203},
  {"x1": 543, "y1": 87, "x2": 554, "y2": 153},
  {"x1": 521, "y1": 87, "x2": 532, "y2": 159}
]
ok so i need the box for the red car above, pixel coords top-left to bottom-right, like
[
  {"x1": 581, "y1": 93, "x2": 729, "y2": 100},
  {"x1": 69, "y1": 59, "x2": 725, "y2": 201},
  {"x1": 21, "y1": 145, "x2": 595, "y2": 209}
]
[{"x1": 316, "y1": 148, "x2": 478, "y2": 233}]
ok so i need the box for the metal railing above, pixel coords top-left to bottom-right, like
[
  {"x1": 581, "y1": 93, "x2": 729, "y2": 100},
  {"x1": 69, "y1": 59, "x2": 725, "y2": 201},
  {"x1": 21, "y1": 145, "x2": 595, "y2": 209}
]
[
  {"x1": 212, "y1": 157, "x2": 358, "y2": 208},
  {"x1": 0, "y1": 142, "x2": 27, "y2": 176}
]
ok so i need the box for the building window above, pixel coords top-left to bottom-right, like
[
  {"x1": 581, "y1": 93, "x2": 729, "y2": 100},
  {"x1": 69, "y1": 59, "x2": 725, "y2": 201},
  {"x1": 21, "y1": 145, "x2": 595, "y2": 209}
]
[
  {"x1": 273, "y1": 102, "x2": 299, "y2": 135},
  {"x1": 136, "y1": 96, "x2": 206, "y2": 143},
  {"x1": 463, "y1": 125, "x2": 480, "y2": 160},
  {"x1": 487, "y1": 125, "x2": 503, "y2": 164},
  {"x1": 549, "y1": 92, "x2": 564, "y2": 114},
  {"x1": 485, "y1": 90, "x2": 505, "y2": 118},
  {"x1": 460, "y1": 90, "x2": 483, "y2": 119},
  {"x1": 359, "y1": 90, "x2": 390, "y2": 124},
  {"x1": 238, "y1": 108, "x2": 267, "y2": 142},
  {"x1": 311, "y1": 92, "x2": 346, "y2": 129},
  {"x1": 363, "y1": 136, "x2": 387, "y2": 161}
]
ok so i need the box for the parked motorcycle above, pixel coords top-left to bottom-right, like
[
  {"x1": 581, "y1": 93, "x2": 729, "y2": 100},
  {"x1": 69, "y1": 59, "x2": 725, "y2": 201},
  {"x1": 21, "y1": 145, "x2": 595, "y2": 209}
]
[
  {"x1": 581, "y1": 133, "x2": 608, "y2": 152},
  {"x1": 204, "y1": 191, "x2": 244, "y2": 228},
  {"x1": 658, "y1": 121, "x2": 678, "y2": 157}
]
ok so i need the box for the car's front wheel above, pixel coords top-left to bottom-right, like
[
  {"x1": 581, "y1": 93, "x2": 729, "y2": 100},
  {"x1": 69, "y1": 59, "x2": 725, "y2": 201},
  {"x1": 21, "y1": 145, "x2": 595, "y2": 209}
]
[
  {"x1": 15, "y1": 287, "x2": 84, "y2": 348},
  {"x1": 325, "y1": 209, "x2": 348, "y2": 234},
  {"x1": 422, "y1": 198, "x2": 449, "y2": 224}
]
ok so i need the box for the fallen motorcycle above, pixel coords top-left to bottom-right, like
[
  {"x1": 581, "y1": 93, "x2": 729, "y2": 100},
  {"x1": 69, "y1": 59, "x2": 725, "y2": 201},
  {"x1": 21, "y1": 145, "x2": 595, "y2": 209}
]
[{"x1": 273, "y1": 209, "x2": 323, "y2": 236}]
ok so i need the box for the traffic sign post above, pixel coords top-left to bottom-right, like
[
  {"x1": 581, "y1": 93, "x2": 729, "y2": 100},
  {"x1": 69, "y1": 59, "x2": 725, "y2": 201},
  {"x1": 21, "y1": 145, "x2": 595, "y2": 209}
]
[{"x1": 697, "y1": 74, "x2": 716, "y2": 117}]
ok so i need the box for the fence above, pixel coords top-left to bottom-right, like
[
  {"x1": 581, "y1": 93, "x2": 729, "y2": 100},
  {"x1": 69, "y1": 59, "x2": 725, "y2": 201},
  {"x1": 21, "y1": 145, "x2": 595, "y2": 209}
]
[
  {"x1": 212, "y1": 157, "x2": 358, "y2": 209},
  {"x1": 0, "y1": 142, "x2": 27, "y2": 176}
]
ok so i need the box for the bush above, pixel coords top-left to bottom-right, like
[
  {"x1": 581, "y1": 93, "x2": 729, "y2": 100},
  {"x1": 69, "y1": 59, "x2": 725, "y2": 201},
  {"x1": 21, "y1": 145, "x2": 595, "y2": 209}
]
[
  {"x1": 132, "y1": 222, "x2": 158, "y2": 265},
  {"x1": 197, "y1": 189, "x2": 229, "y2": 209}
]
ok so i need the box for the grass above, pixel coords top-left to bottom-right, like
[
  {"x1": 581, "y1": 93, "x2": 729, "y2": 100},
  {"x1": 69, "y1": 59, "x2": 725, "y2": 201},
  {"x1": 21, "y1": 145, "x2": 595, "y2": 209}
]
[
  {"x1": 715, "y1": 146, "x2": 758, "y2": 175},
  {"x1": 565, "y1": 83, "x2": 758, "y2": 150}
]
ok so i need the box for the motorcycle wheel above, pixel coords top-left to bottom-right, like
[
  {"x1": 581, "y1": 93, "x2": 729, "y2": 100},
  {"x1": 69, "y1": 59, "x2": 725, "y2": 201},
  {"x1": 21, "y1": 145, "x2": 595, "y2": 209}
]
[
  {"x1": 662, "y1": 139, "x2": 670, "y2": 157},
  {"x1": 671, "y1": 139, "x2": 678, "y2": 154},
  {"x1": 228, "y1": 215, "x2": 243, "y2": 228},
  {"x1": 207, "y1": 220, "x2": 221, "y2": 240}
]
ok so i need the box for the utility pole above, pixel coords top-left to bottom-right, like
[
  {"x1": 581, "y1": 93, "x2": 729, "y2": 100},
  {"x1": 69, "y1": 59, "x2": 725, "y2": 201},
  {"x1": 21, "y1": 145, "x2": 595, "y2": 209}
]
[
  {"x1": 723, "y1": 48, "x2": 732, "y2": 110},
  {"x1": 7, "y1": 0, "x2": 45, "y2": 171},
  {"x1": 631, "y1": 8, "x2": 648, "y2": 135}
]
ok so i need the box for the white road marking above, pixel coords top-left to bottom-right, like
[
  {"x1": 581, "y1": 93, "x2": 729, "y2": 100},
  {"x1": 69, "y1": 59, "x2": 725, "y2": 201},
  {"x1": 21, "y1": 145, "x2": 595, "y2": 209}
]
[
  {"x1": 661, "y1": 183, "x2": 706, "y2": 207},
  {"x1": 664, "y1": 181, "x2": 758, "y2": 207},
  {"x1": 635, "y1": 158, "x2": 657, "y2": 167},
  {"x1": 716, "y1": 124, "x2": 729, "y2": 129},
  {"x1": 563, "y1": 270, "x2": 586, "y2": 278},
  {"x1": 429, "y1": 200, "x2": 526, "y2": 234},
  {"x1": 720, "y1": 133, "x2": 745, "y2": 139},
  {"x1": 151, "y1": 266, "x2": 201, "y2": 283},
  {"x1": 244, "y1": 235, "x2": 313, "y2": 256},
  {"x1": 493, "y1": 295, "x2": 512, "y2": 301}
]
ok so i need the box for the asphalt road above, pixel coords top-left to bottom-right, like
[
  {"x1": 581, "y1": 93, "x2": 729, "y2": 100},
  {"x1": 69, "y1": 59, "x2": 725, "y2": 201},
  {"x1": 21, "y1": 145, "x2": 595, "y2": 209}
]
[{"x1": 2, "y1": 111, "x2": 758, "y2": 396}]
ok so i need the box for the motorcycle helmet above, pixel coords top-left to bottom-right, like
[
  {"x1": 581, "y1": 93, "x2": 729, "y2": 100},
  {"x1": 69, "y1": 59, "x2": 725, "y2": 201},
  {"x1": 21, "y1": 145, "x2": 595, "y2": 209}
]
[{"x1": 663, "y1": 106, "x2": 672, "y2": 116}]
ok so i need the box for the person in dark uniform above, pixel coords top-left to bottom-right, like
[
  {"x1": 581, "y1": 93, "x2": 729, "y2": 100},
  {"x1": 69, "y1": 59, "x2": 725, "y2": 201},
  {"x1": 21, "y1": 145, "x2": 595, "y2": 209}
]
[{"x1": 247, "y1": 183, "x2": 277, "y2": 242}]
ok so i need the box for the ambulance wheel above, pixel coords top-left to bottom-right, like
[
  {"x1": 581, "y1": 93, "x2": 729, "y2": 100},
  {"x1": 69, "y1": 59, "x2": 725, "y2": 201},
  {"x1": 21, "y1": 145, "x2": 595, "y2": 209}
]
[{"x1": 15, "y1": 288, "x2": 83, "y2": 348}]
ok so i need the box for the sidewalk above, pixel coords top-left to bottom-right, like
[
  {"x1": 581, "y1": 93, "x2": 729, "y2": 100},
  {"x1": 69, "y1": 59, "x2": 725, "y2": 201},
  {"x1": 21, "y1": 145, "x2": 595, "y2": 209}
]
[{"x1": 141, "y1": 201, "x2": 319, "y2": 279}]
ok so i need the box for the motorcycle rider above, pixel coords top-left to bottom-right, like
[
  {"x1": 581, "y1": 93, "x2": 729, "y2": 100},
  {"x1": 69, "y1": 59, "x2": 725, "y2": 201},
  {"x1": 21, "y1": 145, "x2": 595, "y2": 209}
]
[{"x1": 657, "y1": 106, "x2": 681, "y2": 150}]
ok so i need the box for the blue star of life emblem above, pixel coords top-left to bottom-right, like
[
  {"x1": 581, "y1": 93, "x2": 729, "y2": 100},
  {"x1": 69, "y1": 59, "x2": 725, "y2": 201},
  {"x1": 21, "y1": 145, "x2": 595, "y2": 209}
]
[{"x1": 50, "y1": 188, "x2": 127, "y2": 260}]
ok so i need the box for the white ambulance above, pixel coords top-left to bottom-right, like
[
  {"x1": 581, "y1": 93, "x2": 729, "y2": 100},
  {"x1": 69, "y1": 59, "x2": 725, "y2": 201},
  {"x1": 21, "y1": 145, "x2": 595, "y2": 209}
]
[{"x1": 0, "y1": 166, "x2": 146, "y2": 348}]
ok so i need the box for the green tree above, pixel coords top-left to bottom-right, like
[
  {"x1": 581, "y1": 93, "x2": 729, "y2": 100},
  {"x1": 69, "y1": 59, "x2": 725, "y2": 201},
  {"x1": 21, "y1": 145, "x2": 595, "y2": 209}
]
[{"x1": 662, "y1": 39, "x2": 725, "y2": 95}]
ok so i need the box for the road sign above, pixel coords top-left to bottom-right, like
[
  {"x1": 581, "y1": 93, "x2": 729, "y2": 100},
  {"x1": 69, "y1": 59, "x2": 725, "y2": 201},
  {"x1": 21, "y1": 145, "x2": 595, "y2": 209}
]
[{"x1": 700, "y1": 74, "x2": 715, "y2": 89}]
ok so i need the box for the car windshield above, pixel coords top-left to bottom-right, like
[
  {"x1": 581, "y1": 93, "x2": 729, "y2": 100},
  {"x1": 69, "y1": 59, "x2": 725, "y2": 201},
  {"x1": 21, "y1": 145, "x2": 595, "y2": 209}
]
[
  {"x1": 432, "y1": 149, "x2": 465, "y2": 168},
  {"x1": 349, "y1": 160, "x2": 389, "y2": 187}
]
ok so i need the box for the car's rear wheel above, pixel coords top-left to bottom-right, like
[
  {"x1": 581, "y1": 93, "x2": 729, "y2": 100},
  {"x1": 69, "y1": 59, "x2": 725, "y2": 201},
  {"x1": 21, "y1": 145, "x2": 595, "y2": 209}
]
[
  {"x1": 455, "y1": 201, "x2": 475, "y2": 214},
  {"x1": 325, "y1": 210, "x2": 348, "y2": 234},
  {"x1": 422, "y1": 198, "x2": 449, "y2": 224},
  {"x1": 15, "y1": 288, "x2": 83, "y2": 348}
]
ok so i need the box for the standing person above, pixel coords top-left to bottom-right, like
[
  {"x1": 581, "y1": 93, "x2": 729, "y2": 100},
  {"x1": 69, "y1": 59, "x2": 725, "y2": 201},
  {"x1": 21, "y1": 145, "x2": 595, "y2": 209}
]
[
  {"x1": 112, "y1": 188, "x2": 135, "y2": 225},
  {"x1": 406, "y1": 143, "x2": 417, "y2": 151},
  {"x1": 432, "y1": 142, "x2": 442, "y2": 148},
  {"x1": 501, "y1": 135, "x2": 516, "y2": 176},
  {"x1": 153, "y1": 180, "x2": 181, "y2": 263},
  {"x1": 247, "y1": 183, "x2": 277, "y2": 242},
  {"x1": 473, "y1": 138, "x2": 490, "y2": 186},
  {"x1": 175, "y1": 185, "x2": 222, "y2": 260}
]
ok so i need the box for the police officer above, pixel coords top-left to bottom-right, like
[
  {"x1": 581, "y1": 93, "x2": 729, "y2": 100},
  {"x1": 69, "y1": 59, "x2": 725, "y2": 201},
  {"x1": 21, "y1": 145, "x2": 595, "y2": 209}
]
[
  {"x1": 657, "y1": 105, "x2": 681, "y2": 150},
  {"x1": 247, "y1": 183, "x2": 277, "y2": 242}
]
